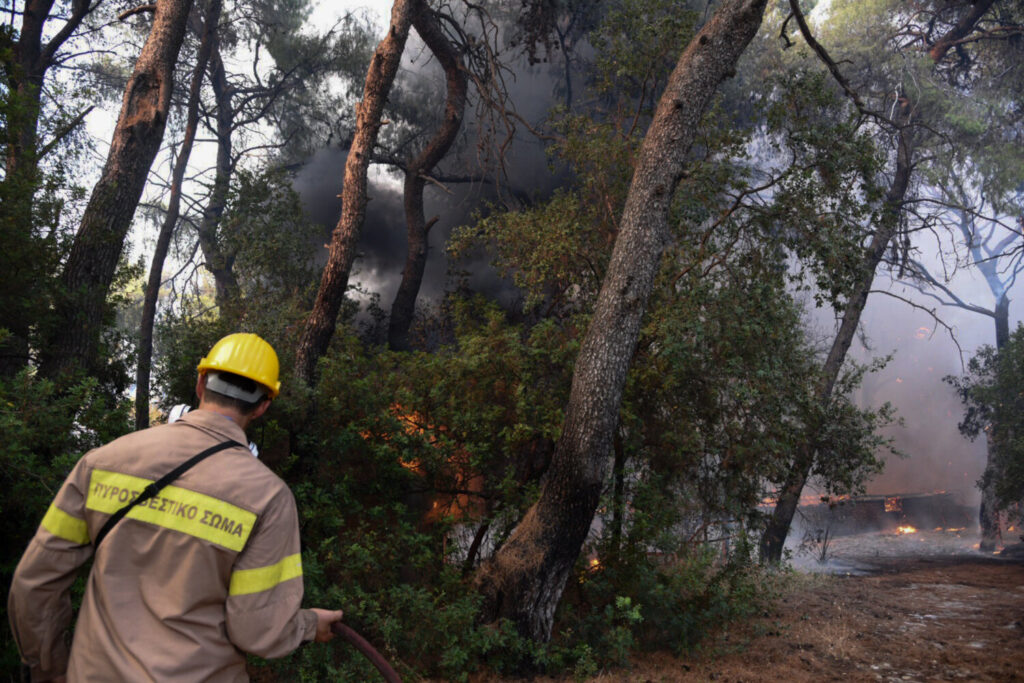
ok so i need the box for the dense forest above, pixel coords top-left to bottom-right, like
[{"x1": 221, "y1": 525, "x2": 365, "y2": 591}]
[{"x1": 1, "y1": 0, "x2": 1022, "y2": 678}]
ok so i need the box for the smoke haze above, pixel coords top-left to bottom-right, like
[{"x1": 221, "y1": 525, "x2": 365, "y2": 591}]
[{"x1": 294, "y1": 6, "x2": 1020, "y2": 513}]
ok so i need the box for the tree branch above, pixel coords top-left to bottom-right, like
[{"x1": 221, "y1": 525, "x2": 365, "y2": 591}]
[
  {"x1": 118, "y1": 4, "x2": 156, "y2": 21},
  {"x1": 869, "y1": 288, "x2": 965, "y2": 368},
  {"x1": 785, "y1": 0, "x2": 891, "y2": 127},
  {"x1": 928, "y1": 0, "x2": 996, "y2": 62},
  {"x1": 37, "y1": 105, "x2": 94, "y2": 158}
]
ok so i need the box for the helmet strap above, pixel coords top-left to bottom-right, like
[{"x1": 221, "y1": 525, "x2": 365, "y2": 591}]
[{"x1": 205, "y1": 371, "x2": 267, "y2": 403}]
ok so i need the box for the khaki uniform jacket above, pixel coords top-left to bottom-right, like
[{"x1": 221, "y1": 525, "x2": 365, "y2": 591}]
[{"x1": 8, "y1": 410, "x2": 318, "y2": 682}]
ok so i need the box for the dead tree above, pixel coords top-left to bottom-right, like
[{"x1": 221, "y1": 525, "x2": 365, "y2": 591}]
[{"x1": 901, "y1": 172, "x2": 1023, "y2": 551}]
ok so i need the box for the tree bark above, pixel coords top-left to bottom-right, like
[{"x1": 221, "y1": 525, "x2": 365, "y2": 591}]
[
  {"x1": 41, "y1": 0, "x2": 194, "y2": 379},
  {"x1": 928, "y1": 0, "x2": 997, "y2": 63},
  {"x1": 472, "y1": 0, "x2": 768, "y2": 644},
  {"x1": 0, "y1": 0, "x2": 96, "y2": 376},
  {"x1": 295, "y1": 0, "x2": 418, "y2": 384},
  {"x1": 978, "y1": 444, "x2": 1002, "y2": 552},
  {"x1": 194, "y1": 40, "x2": 241, "y2": 311},
  {"x1": 387, "y1": 4, "x2": 467, "y2": 351},
  {"x1": 977, "y1": 292, "x2": 1010, "y2": 550},
  {"x1": 135, "y1": 0, "x2": 221, "y2": 430},
  {"x1": 760, "y1": 105, "x2": 915, "y2": 563}
]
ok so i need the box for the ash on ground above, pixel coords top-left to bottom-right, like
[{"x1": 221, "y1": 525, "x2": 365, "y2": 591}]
[{"x1": 789, "y1": 526, "x2": 1000, "y2": 575}]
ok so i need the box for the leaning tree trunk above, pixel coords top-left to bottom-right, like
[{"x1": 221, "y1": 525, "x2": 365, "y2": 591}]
[
  {"x1": 387, "y1": 5, "x2": 467, "y2": 352},
  {"x1": 295, "y1": 0, "x2": 418, "y2": 384},
  {"x1": 41, "y1": 0, "x2": 194, "y2": 379},
  {"x1": 136, "y1": 0, "x2": 221, "y2": 430},
  {"x1": 472, "y1": 0, "x2": 769, "y2": 644},
  {"x1": 760, "y1": 106, "x2": 915, "y2": 563}
]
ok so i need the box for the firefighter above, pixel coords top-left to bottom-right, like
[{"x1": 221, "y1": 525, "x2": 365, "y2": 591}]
[{"x1": 8, "y1": 333, "x2": 344, "y2": 682}]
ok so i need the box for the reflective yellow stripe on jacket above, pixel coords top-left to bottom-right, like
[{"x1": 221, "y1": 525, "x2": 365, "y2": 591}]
[
  {"x1": 229, "y1": 554, "x2": 303, "y2": 596},
  {"x1": 86, "y1": 470, "x2": 256, "y2": 552},
  {"x1": 41, "y1": 504, "x2": 90, "y2": 545}
]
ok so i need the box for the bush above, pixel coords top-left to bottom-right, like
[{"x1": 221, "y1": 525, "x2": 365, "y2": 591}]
[{"x1": 0, "y1": 370, "x2": 132, "y2": 678}]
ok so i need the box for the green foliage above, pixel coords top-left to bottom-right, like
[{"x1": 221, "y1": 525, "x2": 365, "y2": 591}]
[
  {"x1": 590, "y1": 0, "x2": 697, "y2": 104},
  {"x1": 0, "y1": 371, "x2": 131, "y2": 677},
  {"x1": 221, "y1": 168, "x2": 323, "y2": 301},
  {"x1": 565, "y1": 540, "x2": 770, "y2": 664},
  {"x1": 0, "y1": 0, "x2": 920, "y2": 679},
  {"x1": 947, "y1": 326, "x2": 1024, "y2": 508},
  {"x1": 810, "y1": 358, "x2": 898, "y2": 496},
  {"x1": 152, "y1": 169, "x2": 323, "y2": 416}
]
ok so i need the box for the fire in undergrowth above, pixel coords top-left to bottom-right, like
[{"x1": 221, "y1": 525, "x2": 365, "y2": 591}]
[
  {"x1": 884, "y1": 496, "x2": 903, "y2": 513},
  {"x1": 896, "y1": 525, "x2": 918, "y2": 535}
]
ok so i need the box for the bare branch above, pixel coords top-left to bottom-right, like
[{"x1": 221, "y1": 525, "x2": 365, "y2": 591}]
[
  {"x1": 869, "y1": 288, "x2": 965, "y2": 368},
  {"x1": 900, "y1": 259, "x2": 994, "y2": 317},
  {"x1": 118, "y1": 4, "x2": 156, "y2": 22},
  {"x1": 42, "y1": 0, "x2": 96, "y2": 67},
  {"x1": 37, "y1": 105, "x2": 94, "y2": 158},
  {"x1": 785, "y1": 0, "x2": 893, "y2": 128}
]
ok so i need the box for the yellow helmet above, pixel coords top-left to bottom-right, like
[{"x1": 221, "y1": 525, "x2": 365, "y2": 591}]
[{"x1": 197, "y1": 333, "x2": 280, "y2": 399}]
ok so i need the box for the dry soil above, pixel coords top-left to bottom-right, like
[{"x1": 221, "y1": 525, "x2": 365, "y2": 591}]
[{"x1": 487, "y1": 530, "x2": 1024, "y2": 682}]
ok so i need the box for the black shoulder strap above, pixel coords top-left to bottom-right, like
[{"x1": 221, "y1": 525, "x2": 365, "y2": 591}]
[{"x1": 94, "y1": 440, "x2": 243, "y2": 549}]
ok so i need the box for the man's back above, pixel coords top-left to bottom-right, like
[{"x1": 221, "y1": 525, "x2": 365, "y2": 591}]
[{"x1": 9, "y1": 409, "x2": 316, "y2": 682}]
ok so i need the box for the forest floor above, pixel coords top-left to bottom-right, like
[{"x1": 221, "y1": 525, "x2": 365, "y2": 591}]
[{"x1": 484, "y1": 529, "x2": 1024, "y2": 682}]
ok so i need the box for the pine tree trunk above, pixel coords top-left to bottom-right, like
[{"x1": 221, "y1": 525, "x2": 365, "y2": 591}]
[
  {"x1": 387, "y1": 4, "x2": 466, "y2": 351},
  {"x1": 473, "y1": 0, "x2": 769, "y2": 644},
  {"x1": 194, "y1": 42, "x2": 241, "y2": 311},
  {"x1": 0, "y1": 0, "x2": 94, "y2": 376},
  {"x1": 42, "y1": 0, "x2": 194, "y2": 379},
  {"x1": 295, "y1": 0, "x2": 418, "y2": 384},
  {"x1": 136, "y1": 0, "x2": 222, "y2": 430}
]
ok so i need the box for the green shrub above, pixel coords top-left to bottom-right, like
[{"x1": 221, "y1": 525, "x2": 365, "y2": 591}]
[{"x1": 0, "y1": 370, "x2": 132, "y2": 678}]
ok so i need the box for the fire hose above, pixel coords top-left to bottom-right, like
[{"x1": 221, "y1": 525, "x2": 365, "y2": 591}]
[{"x1": 331, "y1": 622, "x2": 403, "y2": 682}]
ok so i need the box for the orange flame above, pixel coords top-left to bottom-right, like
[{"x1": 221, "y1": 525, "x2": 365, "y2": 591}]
[{"x1": 896, "y1": 525, "x2": 917, "y2": 534}]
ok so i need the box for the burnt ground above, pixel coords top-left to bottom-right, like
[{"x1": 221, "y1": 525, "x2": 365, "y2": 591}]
[
  {"x1": 476, "y1": 530, "x2": 1024, "y2": 682},
  {"x1": 618, "y1": 554, "x2": 1024, "y2": 682}
]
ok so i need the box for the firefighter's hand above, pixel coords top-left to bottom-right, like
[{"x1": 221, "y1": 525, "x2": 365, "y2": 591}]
[{"x1": 311, "y1": 608, "x2": 344, "y2": 643}]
